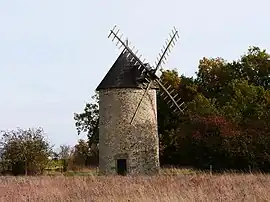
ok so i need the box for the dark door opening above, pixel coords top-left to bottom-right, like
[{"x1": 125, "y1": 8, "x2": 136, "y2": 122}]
[{"x1": 117, "y1": 159, "x2": 127, "y2": 175}]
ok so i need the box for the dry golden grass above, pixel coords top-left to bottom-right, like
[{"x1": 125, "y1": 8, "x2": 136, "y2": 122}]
[{"x1": 0, "y1": 170, "x2": 270, "y2": 201}]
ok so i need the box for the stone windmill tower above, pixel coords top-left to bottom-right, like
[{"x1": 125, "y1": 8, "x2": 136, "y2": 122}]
[{"x1": 96, "y1": 25, "x2": 185, "y2": 175}]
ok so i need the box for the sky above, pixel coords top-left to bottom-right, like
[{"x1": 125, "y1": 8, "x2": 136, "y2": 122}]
[{"x1": 0, "y1": 0, "x2": 269, "y2": 148}]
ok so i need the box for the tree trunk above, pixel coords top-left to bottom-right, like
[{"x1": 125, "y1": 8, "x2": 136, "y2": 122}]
[{"x1": 25, "y1": 157, "x2": 28, "y2": 176}]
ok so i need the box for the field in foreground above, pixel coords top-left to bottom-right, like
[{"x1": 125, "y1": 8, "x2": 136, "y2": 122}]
[{"x1": 0, "y1": 172, "x2": 270, "y2": 202}]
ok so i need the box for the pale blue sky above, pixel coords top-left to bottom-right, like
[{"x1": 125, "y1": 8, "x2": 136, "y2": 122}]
[{"x1": 0, "y1": 0, "x2": 269, "y2": 148}]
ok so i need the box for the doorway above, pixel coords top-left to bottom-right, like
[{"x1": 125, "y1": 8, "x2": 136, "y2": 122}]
[{"x1": 117, "y1": 159, "x2": 127, "y2": 175}]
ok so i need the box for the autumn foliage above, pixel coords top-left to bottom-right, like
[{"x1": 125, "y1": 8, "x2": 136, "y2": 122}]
[{"x1": 158, "y1": 46, "x2": 270, "y2": 171}]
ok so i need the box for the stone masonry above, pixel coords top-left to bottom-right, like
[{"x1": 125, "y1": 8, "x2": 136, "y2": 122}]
[{"x1": 98, "y1": 88, "x2": 160, "y2": 175}]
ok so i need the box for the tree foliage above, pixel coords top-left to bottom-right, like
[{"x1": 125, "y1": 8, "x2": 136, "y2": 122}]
[
  {"x1": 74, "y1": 94, "x2": 99, "y2": 146},
  {"x1": 69, "y1": 139, "x2": 98, "y2": 169},
  {"x1": 0, "y1": 127, "x2": 51, "y2": 175},
  {"x1": 58, "y1": 144, "x2": 72, "y2": 172},
  {"x1": 159, "y1": 46, "x2": 270, "y2": 171}
]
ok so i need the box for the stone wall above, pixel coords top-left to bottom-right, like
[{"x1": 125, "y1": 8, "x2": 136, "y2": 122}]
[{"x1": 98, "y1": 88, "x2": 159, "y2": 175}]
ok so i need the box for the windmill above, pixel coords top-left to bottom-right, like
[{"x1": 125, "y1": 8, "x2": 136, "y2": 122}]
[{"x1": 96, "y1": 25, "x2": 185, "y2": 176}]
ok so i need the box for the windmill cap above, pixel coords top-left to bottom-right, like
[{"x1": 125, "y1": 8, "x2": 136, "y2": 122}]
[{"x1": 96, "y1": 51, "x2": 158, "y2": 91}]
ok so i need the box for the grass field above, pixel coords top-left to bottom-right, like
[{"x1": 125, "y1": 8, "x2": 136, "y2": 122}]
[{"x1": 0, "y1": 169, "x2": 269, "y2": 201}]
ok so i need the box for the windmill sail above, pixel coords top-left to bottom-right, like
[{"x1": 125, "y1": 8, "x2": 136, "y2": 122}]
[
  {"x1": 130, "y1": 27, "x2": 182, "y2": 124},
  {"x1": 108, "y1": 25, "x2": 185, "y2": 125},
  {"x1": 108, "y1": 25, "x2": 147, "y2": 73},
  {"x1": 155, "y1": 79, "x2": 185, "y2": 113}
]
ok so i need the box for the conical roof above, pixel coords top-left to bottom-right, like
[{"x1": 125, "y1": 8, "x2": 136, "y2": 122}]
[{"x1": 96, "y1": 51, "x2": 158, "y2": 91}]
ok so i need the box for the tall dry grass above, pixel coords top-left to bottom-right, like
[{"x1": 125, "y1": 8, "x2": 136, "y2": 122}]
[{"x1": 0, "y1": 172, "x2": 270, "y2": 201}]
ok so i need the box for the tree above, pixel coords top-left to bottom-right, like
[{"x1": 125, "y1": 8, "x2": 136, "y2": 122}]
[
  {"x1": 74, "y1": 94, "x2": 99, "y2": 146},
  {"x1": 70, "y1": 139, "x2": 98, "y2": 168},
  {"x1": 221, "y1": 79, "x2": 268, "y2": 124},
  {"x1": 196, "y1": 57, "x2": 228, "y2": 97},
  {"x1": 0, "y1": 127, "x2": 52, "y2": 175},
  {"x1": 195, "y1": 47, "x2": 270, "y2": 105},
  {"x1": 58, "y1": 144, "x2": 72, "y2": 172},
  {"x1": 239, "y1": 46, "x2": 270, "y2": 89},
  {"x1": 59, "y1": 145, "x2": 71, "y2": 160}
]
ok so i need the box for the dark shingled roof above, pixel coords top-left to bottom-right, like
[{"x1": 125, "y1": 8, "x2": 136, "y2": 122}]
[{"x1": 96, "y1": 51, "x2": 158, "y2": 91}]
